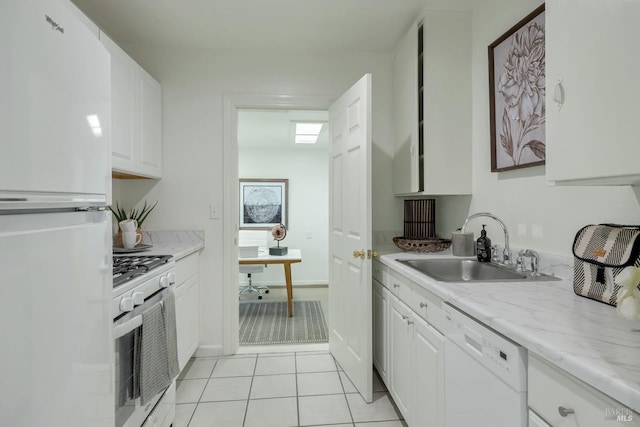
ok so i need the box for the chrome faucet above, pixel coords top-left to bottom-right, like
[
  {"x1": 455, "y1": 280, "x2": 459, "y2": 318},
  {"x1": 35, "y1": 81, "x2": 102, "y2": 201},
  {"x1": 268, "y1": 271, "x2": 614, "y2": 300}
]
[
  {"x1": 517, "y1": 249, "x2": 539, "y2": 277},
  {"x1": 460, "y1": 212, "x2": 512, "y2": 265}
]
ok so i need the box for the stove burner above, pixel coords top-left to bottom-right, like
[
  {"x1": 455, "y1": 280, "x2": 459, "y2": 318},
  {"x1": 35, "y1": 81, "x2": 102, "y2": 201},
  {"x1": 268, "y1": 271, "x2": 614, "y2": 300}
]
[{"x1": 113, "y1": 255, "x2": 172, "y2": 288}]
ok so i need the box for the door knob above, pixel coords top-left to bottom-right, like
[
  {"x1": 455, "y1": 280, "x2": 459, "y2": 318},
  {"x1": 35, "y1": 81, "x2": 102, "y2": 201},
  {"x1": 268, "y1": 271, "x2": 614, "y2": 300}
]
[{"x1": 353, "y1": 249, "x2": 366, "y2": 259}]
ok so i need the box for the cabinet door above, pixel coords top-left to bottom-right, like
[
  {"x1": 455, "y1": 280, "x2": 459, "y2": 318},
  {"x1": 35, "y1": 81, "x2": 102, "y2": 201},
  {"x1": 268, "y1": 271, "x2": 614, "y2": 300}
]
[
  {"x1": 175, "y1": 274, "x2": 199, "y2": 371},
  {"x1": 528, "y1": 410, "x2": 552, "y2": 427},
  {"x1": 137, "y1": 68, "x2": 163, "y2": 178},
  {"x1": 372, "y1": 280, "x2": 389, "y2": 384},
  {"x1": 412, "y1": 314, "x2": 445, "y2": 427},
  {"x1": 391, "y1": 21, "x2": 419, "y2": 195},
  {"x1": 388, "y1": 295, "x2": 413, "y2": 419},
  {"x1": 546, "y1": 0, "x2": 640, "y2": 185},
  {"x1": 101, "y1": 32, "x2": 136, "y2": 173}
]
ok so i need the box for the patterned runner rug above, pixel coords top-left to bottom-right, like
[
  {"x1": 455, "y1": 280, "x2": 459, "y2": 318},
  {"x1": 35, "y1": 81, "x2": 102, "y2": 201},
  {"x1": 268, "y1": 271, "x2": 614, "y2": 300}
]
[{"x1": 239, "y1": 300, "x2": 328, "y2": 345}]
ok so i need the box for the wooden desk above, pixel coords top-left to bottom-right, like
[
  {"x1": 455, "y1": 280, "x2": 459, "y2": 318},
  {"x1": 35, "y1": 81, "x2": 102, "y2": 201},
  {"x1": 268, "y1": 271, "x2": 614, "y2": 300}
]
[{"x1": 239, "y1": 249, "x2": 302, "y2": 317}]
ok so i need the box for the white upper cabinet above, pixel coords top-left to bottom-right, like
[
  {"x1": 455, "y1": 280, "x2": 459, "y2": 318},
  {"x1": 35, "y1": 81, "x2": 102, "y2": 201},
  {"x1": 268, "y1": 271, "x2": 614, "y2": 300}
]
[
  {"x1": 100, "y1": 32, "x2": 163, "y2": 179},
  {"x1": 546, "y1": 0, "x2": 640, "y2": 185},
  {"x1": 392, "y1": 10, "x2": 472, "y2": 196}
]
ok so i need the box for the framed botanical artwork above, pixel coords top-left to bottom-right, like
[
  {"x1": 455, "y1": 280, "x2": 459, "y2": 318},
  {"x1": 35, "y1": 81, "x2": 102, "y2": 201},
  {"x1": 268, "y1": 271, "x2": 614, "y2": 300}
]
[
  {"x1": 239, "y1": 179, "x2": 288, "y2": 230},
  {"x1": 489, "y1": 4, "x2": 545, "y2": 172}
]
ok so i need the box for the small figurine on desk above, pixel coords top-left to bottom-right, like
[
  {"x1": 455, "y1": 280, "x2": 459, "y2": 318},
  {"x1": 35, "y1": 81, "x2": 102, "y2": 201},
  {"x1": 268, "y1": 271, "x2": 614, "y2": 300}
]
[{"x1": 269, "y1": 223, "x2": 288, "y2": 256}]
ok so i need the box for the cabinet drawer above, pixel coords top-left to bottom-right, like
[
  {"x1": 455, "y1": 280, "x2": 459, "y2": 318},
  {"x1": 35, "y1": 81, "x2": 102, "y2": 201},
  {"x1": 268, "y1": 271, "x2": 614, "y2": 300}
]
[
  {"x1": 388, "y1": 270, "x2": 412, "y2": 302},
  {"x1": 175, "y1": 252, "x2": 200, "y2": 286},
  {"x1": 373, "y1": 260, "x2": 388, "y2": 286},
  {"x1": 408, "y1": 283, "x2": 444, "y2": 333},
  {"x1": 528, "y1": 355, "x2": 639, "y2": 426}
]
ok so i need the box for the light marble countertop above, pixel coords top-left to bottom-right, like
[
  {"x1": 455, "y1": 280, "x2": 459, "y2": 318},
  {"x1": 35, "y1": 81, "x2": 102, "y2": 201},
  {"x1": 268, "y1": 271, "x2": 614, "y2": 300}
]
[
  {"x1": 114, "y1": 230, "x2": 204, "y2": 261},
  {"x1": 378, "y1": 249, "x2": 640, "y2": 413}
]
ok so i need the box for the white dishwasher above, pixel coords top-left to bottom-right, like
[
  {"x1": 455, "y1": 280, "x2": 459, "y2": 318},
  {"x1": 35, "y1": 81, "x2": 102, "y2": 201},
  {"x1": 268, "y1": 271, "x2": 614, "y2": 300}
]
[{"x1": 443, "y1": 303, "x2": 527, "y2": 427}]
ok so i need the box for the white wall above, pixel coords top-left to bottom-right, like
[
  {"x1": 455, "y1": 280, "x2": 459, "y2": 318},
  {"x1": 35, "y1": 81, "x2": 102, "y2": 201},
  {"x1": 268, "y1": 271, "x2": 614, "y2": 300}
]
[
  {"x1": 450, "y1": 0, "x2": 640, "y2": 256},
  {"x1": 239, "y1": 146, "x2": 329, "y2": 286},
  {"x1": 114, "y1": 46, "x2": 400, "y2": 351}
]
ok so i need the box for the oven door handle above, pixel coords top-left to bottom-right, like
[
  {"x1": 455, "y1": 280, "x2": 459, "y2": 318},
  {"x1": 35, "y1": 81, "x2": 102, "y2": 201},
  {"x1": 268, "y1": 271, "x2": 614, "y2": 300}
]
[{"x1": 113, "y1": 314, "x2": 142, "y2": 339}]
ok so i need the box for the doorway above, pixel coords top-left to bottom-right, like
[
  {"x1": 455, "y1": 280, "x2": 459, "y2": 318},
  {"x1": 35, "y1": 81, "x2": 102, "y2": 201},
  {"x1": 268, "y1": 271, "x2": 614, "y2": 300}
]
[
  {"x1": 221, "y1": 94, "x2": 335, "y2": 355},
  {"x1": 236, "y1": 108, "x2": 330, "y2": 350}
]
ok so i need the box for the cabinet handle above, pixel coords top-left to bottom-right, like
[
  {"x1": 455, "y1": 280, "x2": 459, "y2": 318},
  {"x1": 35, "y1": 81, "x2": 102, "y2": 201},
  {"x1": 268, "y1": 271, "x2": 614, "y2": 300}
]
[
  {"x1": 402, "y1": 315, "x2": 409, "y2": 320},
  {"x1": 407, "y1": 320, "x2": 414, "y2": 325},
  {"x1": 558, "y1": 406, "x2": 575, "y2": 417},
  {"x1": 393, "y1": 283, "x2": 400, "y2": 288},
  {"x1": 419, "y1": 302, "x2": 427, "y2": 308}
]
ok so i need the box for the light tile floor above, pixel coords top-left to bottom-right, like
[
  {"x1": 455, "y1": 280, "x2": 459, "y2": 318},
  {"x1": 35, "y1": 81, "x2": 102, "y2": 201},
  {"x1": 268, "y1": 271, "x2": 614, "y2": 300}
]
[{"x1": 175, "y1": 351, "x2": 407, "y2": 427}]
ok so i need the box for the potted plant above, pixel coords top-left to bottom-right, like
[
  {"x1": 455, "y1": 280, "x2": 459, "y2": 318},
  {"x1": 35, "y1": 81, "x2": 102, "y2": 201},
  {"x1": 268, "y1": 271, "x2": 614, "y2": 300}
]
[{"x1": 110, "y1": 200, "x2": 158, "y2": 246}]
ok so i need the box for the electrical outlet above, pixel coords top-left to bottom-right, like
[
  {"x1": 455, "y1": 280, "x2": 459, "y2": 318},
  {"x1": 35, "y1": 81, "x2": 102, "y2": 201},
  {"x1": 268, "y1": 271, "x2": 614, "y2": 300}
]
[
  {"x1": 532, "y1": 225, "x2": 543, "y2": 238},
  {"x1": 517, "y1": 223, "x2": 527, "y2": 236}
]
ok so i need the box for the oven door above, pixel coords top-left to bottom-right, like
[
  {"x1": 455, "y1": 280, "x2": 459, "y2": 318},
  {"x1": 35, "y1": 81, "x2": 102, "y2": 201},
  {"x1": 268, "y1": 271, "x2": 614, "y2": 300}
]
[{"x1": 114, "y1": 291, "x2": 173, "y2": 427}]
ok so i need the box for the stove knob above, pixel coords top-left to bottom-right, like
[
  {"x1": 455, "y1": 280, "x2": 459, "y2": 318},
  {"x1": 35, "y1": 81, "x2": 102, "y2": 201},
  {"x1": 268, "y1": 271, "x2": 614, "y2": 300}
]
[
  {"x1": 159, "y1": 275, "x2": 170, "y2": 288},
  {"x1": 132, "y1": 292, "x2": 144, "y2": 305},
  {"x1": 168, "y1": 272, "x2": 176, "y2": 285},
  {"x1": 120, "y1": 297, "x2": 134, "y2": 312}
]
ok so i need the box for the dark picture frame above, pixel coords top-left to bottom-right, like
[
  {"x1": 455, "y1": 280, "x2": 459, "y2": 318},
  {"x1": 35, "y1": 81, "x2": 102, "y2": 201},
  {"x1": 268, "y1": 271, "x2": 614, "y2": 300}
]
[
  {"x1": 239, "y1": 179, "x2": 288, "y2": 230},
  {"x1": 489, "y1": 4, "x2": 546, "y2": 172}
]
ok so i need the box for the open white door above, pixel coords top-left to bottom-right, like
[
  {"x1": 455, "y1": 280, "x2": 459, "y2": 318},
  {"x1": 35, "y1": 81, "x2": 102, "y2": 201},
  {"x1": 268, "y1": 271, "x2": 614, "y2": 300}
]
[{"x1": 328, "y1": 74, "x2": 373, "y2": 403}]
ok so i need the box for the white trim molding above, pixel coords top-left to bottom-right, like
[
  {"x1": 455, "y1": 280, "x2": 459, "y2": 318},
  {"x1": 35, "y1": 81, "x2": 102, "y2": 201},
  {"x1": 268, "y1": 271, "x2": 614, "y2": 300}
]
[{"x1": 222, "y1": 93, "x2": 334, "y2": 355}]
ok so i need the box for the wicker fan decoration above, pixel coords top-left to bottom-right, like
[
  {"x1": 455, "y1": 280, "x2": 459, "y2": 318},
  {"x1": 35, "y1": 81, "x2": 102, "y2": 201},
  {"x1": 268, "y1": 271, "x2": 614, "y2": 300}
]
[{"x1": 269, "y1": 223, "x2": 288, "y2": 256}]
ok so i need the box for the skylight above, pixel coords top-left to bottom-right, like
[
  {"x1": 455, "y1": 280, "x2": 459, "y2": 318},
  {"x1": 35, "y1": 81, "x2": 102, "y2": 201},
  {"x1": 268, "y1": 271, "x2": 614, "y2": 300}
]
[{"x1": 294, "y1": 122, "x2": 323, "y2": 144}]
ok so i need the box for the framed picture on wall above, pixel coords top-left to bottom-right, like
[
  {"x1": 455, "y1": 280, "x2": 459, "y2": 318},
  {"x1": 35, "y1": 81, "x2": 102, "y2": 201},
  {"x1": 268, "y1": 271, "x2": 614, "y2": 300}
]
[
  {"x1": 239, "y1": 179, "x2": 288, "y2": 230},
  {"x1": 488, "y1": 4, "x2": 545, "y2": 172}
]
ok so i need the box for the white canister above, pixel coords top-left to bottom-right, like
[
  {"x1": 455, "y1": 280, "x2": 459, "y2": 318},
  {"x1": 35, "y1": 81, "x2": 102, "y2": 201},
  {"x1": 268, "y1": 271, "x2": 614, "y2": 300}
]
[{"x1": 451, "y1": 230, "x2": 475, "y2": 257}]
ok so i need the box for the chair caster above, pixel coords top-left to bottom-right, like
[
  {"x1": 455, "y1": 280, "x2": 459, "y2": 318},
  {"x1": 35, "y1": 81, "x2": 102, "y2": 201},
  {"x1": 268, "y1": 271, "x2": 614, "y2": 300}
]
[
  {"x1": 258, "y1": 295, "x2": 263, "y2": 299},
  {"x1": 264, "y1": 289, "x2": 269, "y2": 294}
]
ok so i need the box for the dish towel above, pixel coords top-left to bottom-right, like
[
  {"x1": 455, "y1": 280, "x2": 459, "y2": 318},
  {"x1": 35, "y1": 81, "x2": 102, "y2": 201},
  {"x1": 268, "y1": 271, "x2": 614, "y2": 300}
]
[
  {"x1": 139, "y1": 300, "x2": 169, "y2": 405},
  {"x1": 138, "y1": 289, "x2": 180, "y2": 405},
  {"x1": 163, "y1": 291, "x2": 180, "y2": 381}
]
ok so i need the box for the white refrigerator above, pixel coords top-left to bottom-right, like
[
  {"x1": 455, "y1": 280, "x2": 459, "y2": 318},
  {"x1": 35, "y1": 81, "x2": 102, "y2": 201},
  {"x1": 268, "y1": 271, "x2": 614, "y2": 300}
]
[{"x1": 0, "y1": 0, "x2": 114, "y2": 426}]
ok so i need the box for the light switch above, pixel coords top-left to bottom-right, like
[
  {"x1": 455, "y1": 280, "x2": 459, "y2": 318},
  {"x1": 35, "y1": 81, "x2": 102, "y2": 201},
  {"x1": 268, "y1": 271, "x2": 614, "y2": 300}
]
[{"x1": 209, "y1": 204, "x2": 221, "y2": 220}]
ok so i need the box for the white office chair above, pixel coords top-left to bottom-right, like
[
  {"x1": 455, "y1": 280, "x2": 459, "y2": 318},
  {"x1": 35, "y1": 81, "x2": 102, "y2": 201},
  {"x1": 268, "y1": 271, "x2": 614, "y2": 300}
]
[
  {"x1": 238, "y1": 231, "x2": 270, "y2": 299},
  {"x1": 239, "y1": 264, "x2": 269, "y2": 299}
]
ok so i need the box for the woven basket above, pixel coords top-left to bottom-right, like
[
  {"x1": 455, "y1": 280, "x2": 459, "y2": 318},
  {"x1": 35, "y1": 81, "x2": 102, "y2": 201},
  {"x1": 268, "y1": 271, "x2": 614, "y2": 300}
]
[{"x1": 393, "y1": 237, "x2": 451, "y2": 253}]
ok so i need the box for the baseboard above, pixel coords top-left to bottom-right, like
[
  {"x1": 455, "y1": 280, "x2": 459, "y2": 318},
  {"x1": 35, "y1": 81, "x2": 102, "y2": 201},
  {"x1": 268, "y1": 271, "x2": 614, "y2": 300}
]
[
  {"x1": 194, "y1": 344, "x2": 224, "y2": 358},
  {"x1": 238, "y1": 282, "x2": 329, "y2": 288}
]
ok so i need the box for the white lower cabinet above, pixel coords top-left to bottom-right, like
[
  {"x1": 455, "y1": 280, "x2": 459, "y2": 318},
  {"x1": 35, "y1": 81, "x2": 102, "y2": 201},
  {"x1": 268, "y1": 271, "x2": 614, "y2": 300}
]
[
  {"x1": 528, "y1": 354, "x2": 640, "y2": 427},
  {"x1": 174, "y1": 253, "x2": 200, "y2": 371},
  {"x1": 374, "y1": 260, "x2": 444, "y2": 427},
  {"x1": 388, "y1": 296, "x2": 414, "y2": 418},
  {"x1": 412, "y1": 313, "x2": 445, "y2": 427},
  {"x1": 529, "y1": 410, "x2": 552, "y2": 427},
  {"x1": 373, "y1": 280, "x2": 389, "y2": 384}
]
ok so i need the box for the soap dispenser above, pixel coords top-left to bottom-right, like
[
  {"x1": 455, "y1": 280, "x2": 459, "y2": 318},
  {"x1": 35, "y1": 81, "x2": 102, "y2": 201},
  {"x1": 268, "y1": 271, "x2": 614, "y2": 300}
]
[{"x1": 476, "y1": 225, "x2": 492, "y2": 262}]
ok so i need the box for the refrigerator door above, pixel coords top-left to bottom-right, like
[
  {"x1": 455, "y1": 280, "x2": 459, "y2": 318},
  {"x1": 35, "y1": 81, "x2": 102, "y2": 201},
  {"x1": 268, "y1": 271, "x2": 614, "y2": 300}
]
[
  {"x1": 0, "y1": 0, "x2": 111, "y2": 207},
  {"x1": 0, "y1": 210, "x2": 114, "y2": 427}
]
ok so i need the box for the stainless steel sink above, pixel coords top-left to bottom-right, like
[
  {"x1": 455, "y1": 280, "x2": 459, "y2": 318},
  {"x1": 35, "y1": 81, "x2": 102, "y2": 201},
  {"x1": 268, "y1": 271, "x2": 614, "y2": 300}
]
[{"x1": 397, "y1": 258, "x2": 561, "y2": 282}]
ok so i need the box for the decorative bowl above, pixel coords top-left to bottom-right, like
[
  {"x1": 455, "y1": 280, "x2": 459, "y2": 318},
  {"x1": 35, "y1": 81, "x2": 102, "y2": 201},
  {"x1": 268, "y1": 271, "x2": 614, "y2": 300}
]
[{"x1": 393, "y1": 236, "x2": 452, "y2": 253}]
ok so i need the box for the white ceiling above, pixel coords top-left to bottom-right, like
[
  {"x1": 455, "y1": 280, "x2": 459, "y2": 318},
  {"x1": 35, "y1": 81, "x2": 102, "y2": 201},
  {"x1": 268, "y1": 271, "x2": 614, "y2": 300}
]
[
  {"x1": 70, "y1": 0, "x2": 476, "y2": 52},
  {"x1": 238, "y1": 109, "x2": 329, "y2": 150}
]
